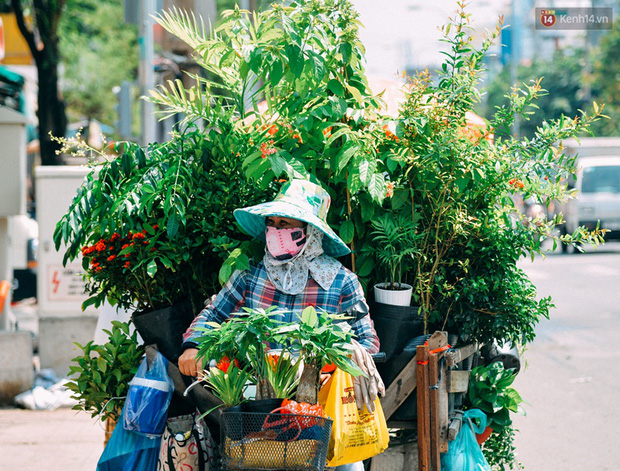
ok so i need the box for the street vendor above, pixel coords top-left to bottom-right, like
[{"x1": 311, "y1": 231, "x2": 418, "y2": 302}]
[{"x1": 178, "y1": 179, "x2": 383, "y2": 471}]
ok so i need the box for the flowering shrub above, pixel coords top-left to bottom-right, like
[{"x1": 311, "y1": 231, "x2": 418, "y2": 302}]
[{"x1": 55, "y1": 129, "x2": 272, "y2": 312}]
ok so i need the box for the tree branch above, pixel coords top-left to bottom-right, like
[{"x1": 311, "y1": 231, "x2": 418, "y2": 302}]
[{"x1": 10, "y1": 0, "x2": 41, "y2": 61}]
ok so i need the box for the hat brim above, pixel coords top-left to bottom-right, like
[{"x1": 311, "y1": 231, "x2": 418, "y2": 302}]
[{"x1": 234, "y1": 201, "x2": 351, "y2": 258}]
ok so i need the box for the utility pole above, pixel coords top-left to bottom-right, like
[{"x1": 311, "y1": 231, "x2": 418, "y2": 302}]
[
  {"x1": 510, "y1": 0, "x2": 521, "y2": 137},
  {"x1": 139, "y1": 0, "x2": 157, "y2": 145}
]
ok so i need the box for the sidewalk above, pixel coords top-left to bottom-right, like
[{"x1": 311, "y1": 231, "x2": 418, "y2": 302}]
[{"x1": 0, "y1": 407, "x2": 104, "y2": 470}]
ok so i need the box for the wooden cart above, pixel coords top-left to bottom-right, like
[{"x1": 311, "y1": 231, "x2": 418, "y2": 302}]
[{"x1": 371, "y1": 331, "x2": 478, "y2": 471}]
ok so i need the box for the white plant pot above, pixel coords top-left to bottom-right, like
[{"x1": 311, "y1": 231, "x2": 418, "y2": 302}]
[{"x1": 374, "y1": 283, "x2": 413, "y2": 307}]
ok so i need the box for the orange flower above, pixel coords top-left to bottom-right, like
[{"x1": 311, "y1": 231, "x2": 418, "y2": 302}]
[
  {"x1": 121, "y1": 244, "x2": 129, "y2": 250},
  {"x1": 110, "y1": 233, "x2": 120, "y2": 242},
  {"x1": 267, "y1": 353, "x2": 280, "y2": 371},
  {"x1": 292, "y1": 133, "x2": 302, "y2": 144},
  {"x1": 94, "y1": 266, "x2": 103, "y2": 272},
  {"x1": 124, "y1": 261, "x2": 130, "y2": 268},
  {"x1": 268, "y1": 124, "x2": 278, "y2": 136},
  {"x1": 386, "y1": 181, "x2": 395, "y2": 198},
  {"x1": 260, "y1": 140, "x2": 276, "y2": 159},
  {"x1": 107, "y1": 255, "x2": 116, "y2": 262},
  {"x1": 509, "y1": 178, "x2": 524, "y2": 190},
  {"x1": 133, "y1": 232, "x2": 146, "y2": 240},
  {"x1": 322, "y1": 127, "x2": 332, "y2": 138},
  {"x1": 94, "y1": 241, "x2": 106, "y2": 252}
]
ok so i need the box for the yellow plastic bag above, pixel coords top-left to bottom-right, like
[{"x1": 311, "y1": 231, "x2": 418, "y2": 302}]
[{"x1": 318, "y1": 368, "x2": 389, "y2": 467}]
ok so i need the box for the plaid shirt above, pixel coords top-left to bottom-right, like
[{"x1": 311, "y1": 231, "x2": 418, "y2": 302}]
[{"x1": 182, "y1": 261, "x2": 380, "y2": 354}]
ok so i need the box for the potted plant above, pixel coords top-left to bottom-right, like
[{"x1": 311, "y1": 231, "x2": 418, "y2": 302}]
[
  {"x1": 66, "y1": 321, "x2": 144, "y2": 443},
  {"x1": 195, "y1": 306, "x2": 363, "y2": 407},
  {"x1": 368, "y1": 212, "x2": 420, "y2": 306}
]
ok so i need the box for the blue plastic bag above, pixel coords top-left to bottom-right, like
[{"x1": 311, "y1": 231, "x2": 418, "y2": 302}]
[
  {"x1": 441, "y1": 409, "x2": 492, "y2": 471},
  {"x1": 97, "y1": 404, "x2": 161, "y2": 471},
  {"x1": 123, "y1": 351, "x2": 174, "y2": 437}
]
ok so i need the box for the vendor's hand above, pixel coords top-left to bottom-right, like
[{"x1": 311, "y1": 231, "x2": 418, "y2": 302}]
[
  {"x1": 178, "y1": 348, "x2": 202, "y2": 377},
  {"x1": 350, "y1": 340, "x2": 385, "y2": 413}
]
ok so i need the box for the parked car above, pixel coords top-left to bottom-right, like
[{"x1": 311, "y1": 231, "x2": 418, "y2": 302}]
[{"x1": 558, "y1": 156, "x2": 620, "y2": 252}]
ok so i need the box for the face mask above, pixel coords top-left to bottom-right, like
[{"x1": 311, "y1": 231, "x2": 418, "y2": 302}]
[{"x1": 265, "y1": 226, "x2": 307, "y2": 260}]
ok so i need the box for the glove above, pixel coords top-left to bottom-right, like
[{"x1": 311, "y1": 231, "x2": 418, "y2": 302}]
[{"x1": 350, "y1": 340, "x2": 385, "y2": 412}]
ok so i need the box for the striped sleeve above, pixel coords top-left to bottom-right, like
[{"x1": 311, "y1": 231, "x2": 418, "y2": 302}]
[
  {"x1": 181, "y1": 269, "x2": 247, "y2": 347},
  {"x1": 340, "y1": 270, "x2": 380, "y2": 354}
]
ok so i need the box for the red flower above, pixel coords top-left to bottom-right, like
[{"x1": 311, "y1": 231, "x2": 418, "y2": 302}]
[
  {"x1": 133, "y1": 232, "x2": 146, "y2": 240},
  {"x1": 121, "y1": 244, "x2": 129, "y2": 250},
  {"x1": 153, "y1": 224, "x2": 159, "y2": 231},
  {"x1": 94, "y1": 266, "x2": 103, "y2": 272},
  {"x1": 107, "y1": 255, "x2": 116, "y2": 262},
  {"x1": 94, "y1": 241, "x2": 106, "y2": 252},
  {"x1": 111, "y1": 233, "x2": 120, "y2": 242},
  {"x1": 268, "y1": 124, "x2": 278, "y2": 136},
  {"x1": 124, "y1": 261, "x2": 131, "y2": 268},
  {"x1": 216, "y1": 356, "x2": 240, "y2": 373},
  {"x1": 386, "y1": 182, "x2": 395, "y2": 198}
]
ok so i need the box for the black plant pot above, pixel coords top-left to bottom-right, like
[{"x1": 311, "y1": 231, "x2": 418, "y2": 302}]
[
  {"x1": 370, "y1": 301, "x2": 424, "y2": 361},
  {"x1": 243, "y1": 398, "x2": 283, "y2": 414},
  {"x1": 132, "y1": 298, "x2": 196, "y2": 362}
]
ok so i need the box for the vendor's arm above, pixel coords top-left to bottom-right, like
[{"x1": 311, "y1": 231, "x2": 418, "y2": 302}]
[
  {"x1": 341, "y1": 269, "x2": 380, "y2": 354},
  {"x1": 178, "y1": 269, "x2": 247, "y2": 376}
]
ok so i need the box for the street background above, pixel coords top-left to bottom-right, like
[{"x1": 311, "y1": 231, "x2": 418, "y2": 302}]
[{"x1": 513, "y1": 242, "x2": 620, "y2": 470}]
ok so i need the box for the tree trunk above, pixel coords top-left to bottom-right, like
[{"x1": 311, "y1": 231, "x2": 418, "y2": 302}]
[
  {"x1": 36, "y1": 56, "x2": 66, "y2": 165},
  {"x1": 255, "y1": 377, "x2": 275, "y2": 400},
  {"x1": 295, "y1": 360, "x2": 320, "y2": 404},
  {"x1": 10, "y1": 0, "x2": 67, "y2": 166}
]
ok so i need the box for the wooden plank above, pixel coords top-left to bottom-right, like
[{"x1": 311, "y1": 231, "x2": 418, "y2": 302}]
[
  {"x1": 429, "y1": 353, "x2": 441, "y2": 470},
  {"x1": 448, "y1": 370, "x2": 470, "y2": 393},
  {"x1": 416, "y1": 344, "x2": 431, "y2": 471},
  {"x1": 380, "y1": 353, "x2": 418, "y2": 420},
  {"x1": 438, "y1": 360, "x2": 450, "y2": 453},
  {"x1": 446, "y1": 343, "x2": 478, "y2": 366}
]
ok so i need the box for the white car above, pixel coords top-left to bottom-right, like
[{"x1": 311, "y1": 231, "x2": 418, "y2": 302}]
[{"x1": 560, "y1": 156, "x2": 620, "y2": 251}]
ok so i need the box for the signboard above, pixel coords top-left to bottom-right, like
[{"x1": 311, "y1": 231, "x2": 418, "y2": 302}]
[{"x1": 46, "y1": 264, "x2": 88, "y2": 302}]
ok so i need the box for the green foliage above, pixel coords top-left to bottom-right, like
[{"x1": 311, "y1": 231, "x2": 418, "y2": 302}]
[
  {"x1": 66, "y1": 321, "x2": 144, "y2": 422},
  {"x1": 366, "y1": 212, "x2": 420, "y2": 288},
  {"x1": 466, "y1": 362, "x2": 523, "y2": 433},
  {"x1": 205, "y1": 363, "x2": 251, "y2": 407},
  {"x1": 392, "y1": 3, "x2": 606, "y2": 343},
  {"x1": 272, "y1": 306, "x2": 363, "y2": 377},
  {"x1": 54, "y1": 127, "x2": 272, "y2": 312},
  {"x1": 483, "y1": 49, "x2": 588, "y2": 139},
  {"x1": 60, "y1": 0, "x2": 138, "y2": 126},
  {"x1": 481, "y1": 424, "x2": 523, "y2": 471},
  {"x1": 590, "y1": 19, "x2": 620, "y2": 136},
  {"x1": 194, "y1": 306, "x2": 362, "y2": 400},
  {"x1": 150, "y1": 0, "x2": 401, "y2": 288}
]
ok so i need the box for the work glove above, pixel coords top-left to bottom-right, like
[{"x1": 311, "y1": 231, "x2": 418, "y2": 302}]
[{"x1": 350, "y1": 340, "x2": 385, "y2": 413}]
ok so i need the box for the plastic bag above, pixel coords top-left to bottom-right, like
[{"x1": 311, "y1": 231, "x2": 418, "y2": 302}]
[
  {"x1": 124, "y1": 352, "x2": 174, "y2": 437},
  {"x1": 441, "y1": 409, "x2": 492, "y2": 471},
  {"x1": 97, "y1": 404, "x2": 161, "y2": 471},
  {"x1": 318, "y1": 368, "x2": 389, "y2": 467}
]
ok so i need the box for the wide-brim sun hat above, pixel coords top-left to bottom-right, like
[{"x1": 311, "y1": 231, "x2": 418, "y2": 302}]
[{"x1": 234, "y1": 179, "x2": 351, "y2": 258}]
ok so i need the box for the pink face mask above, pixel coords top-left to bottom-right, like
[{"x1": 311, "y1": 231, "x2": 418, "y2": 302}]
[{"x1": 265, "y1": 226, "x2": 307, "y2": 260}]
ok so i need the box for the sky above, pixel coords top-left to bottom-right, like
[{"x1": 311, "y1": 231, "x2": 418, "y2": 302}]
[{"x1": 352, "y1": 0, "x2": 512, "y2": 78}]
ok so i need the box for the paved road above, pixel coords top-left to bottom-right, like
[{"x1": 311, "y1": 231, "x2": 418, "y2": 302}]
[
  {"x1": 0, "y1": 407, "x2": 103, "y2": 470},
  {"x1": 513, "y1": 242, "x2": 620, "y2": 471}
]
